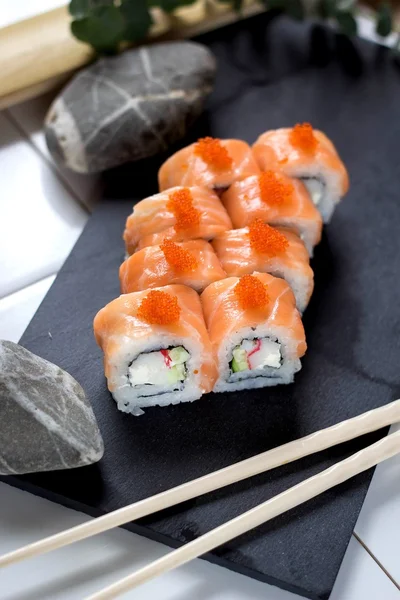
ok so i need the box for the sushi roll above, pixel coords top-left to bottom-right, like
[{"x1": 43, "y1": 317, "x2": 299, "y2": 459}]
[
  {"x1": 94, "y1": 285, "x2": 217, "y2": 415},
  {"x1": 123, "y1": 186, "x2": 232, "y2": 255},
  {"x1": 120, "y1": 239, "x2": 226, "y2": 294},
  {"x1": 252, "y1": 123, "x2": 349, "y2": 222},
  {"x1": 158, "y1": 137, "x2": 260, "y2": 194},
  {"x1": 221, "y1": 171, "x2": 322, "y2": 255},
  {"x1": 201, "y1": 273, "x2": 307, "y2": 393},
  {"x1": 212, "y1": 219, "x2": 313, "y2": 313}
]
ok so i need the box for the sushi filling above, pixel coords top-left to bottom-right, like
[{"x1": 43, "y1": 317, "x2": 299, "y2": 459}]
[
  {"x1": 128, "y1": 347, "x2": 190, "y2": 395},
  {"x1": 301, "y1": 177, "x2": 325, "y2": 206},
  {"x1": 229, "y1": 338, "x2": 282, "y2": 380}
]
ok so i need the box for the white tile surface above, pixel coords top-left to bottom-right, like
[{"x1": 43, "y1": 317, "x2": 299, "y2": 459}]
[
  {"x1": 0, "y1": 0, "x2": 66, "y2": 28},
  {"x1": 0, "y1": 274, "x2": 55, "y2": 342},
  {"x1": 357, "y1": 13, "x2": 397, "y2": 48},
  {"x1": 0, "y1": 483, "x2": 398, "y2": 600},
  {"x1": 7, "y1": 95, "x2": 101, "y2": 211},
  {"x1": 354, "y1": 423, "x2": 400, "y2": 585},
  {"x1": 0, "y1": 112, "x2": 87, "y2": 298}
]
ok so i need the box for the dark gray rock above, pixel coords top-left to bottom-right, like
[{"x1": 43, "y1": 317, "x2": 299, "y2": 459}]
[
  {"x1": 0, "y1": 340, "x2": 104, "y2": 475},
  {"x1": 45, "y1": 41, "x2": 216, "y2": 173}
]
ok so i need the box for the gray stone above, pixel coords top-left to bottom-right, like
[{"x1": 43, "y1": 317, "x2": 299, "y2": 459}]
[
  {"x1": 45, "y1": 41, "x2": 216, "y2": 173},
  {"x1": 0, "y1": 340, "x2": 104, "y2": 475}
]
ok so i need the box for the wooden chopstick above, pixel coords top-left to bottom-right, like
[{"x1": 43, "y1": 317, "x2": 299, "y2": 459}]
[
  {"x1": 1, "y1": 400, "x2": 399, "y2": 570},
  {"x1": 86, "y1": 429, "x2": 400, "y2": 600}
]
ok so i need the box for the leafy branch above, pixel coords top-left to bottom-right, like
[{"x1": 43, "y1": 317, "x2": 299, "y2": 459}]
[{"x1": 69, "y1": 0, "x2": 396, "y2": 53}]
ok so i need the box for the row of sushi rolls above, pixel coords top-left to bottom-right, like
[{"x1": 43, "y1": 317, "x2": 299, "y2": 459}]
[{"x1": 94, "y1": 123, "x2": 349, "y2": 415}]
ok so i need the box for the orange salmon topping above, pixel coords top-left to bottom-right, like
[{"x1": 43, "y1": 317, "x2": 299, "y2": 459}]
[
  {"x1": 259, "y1": 171, "x2": 293, "y2": 205},
  {"x1": 248, "y1": 219, "x2": 289, "y2": 255},
  {"x1": 235, "y1": 275, "x2": 269, "y2": 310},
  {"x1": 194, "y1": 137, "x2": 233, "y2": 171},
  {"x1": 160, "y1": 239, "x2": 198, "y2": 272},
  {"x1": 167, "y1": 188, "x2": 200, "y2": 230},
  {"x1": 289, "y1": 123, "x2": 317, "y2": 153},
  {"x1": 137, "y1": 290, "x2": 180, "y2": 325}
]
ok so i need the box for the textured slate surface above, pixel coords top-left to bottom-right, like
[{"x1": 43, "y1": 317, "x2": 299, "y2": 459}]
[{"x1": 3, "y1": 14, "x2": 400, "y2": 600}]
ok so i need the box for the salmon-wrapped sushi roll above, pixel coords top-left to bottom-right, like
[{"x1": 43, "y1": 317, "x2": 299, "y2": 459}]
[
  {"x1": 221, "y1": 171, "x2": 322, "y2": 255},
  {"x1": 252, "y1": 123, "x2": 349, "y2": 223},
  {"x1": 124, "y1": 186, "x2": 232, "y2": 255},
  {"x1": 212, "y1": 219, "x2": 313, "y2": 313},
  {"x1": 120, "y1": 239, "x2": 226, "y2": 294},
  {"x1": 94, "y1": 286, "x2": 218, "y2": 414},
  {"x1": 158, "y1": 137, "x2": 260, "y2": 194},
  {"x1": 201, "y1": 273, "x2": 306, "y2": 393}
]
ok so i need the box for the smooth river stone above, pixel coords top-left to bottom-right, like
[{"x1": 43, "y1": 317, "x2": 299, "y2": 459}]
[
  {"x1": 0, "y1": 340, "x2": 104, "y2": 476},
  {"x1": 45, "y1": 41, "x2": 216, "y2": 173}
]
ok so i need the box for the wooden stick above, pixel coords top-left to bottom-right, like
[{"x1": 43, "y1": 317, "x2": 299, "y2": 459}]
[
  {"x1": 0, "y1": 400, "x2": 399, "y2": 569},
  {"x1": 0, "y1": 7, "x2": 94, "y2": 103},
  {"x1": 87, "y1": 429, "x2": 400, "y2": 600}
]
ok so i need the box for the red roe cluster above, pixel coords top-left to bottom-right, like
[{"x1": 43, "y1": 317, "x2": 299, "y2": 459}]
[
  {"x1": 167, "y1": 188, "x2": 200, "y2": 231},
  {"x1": 137, "y1": 290, "x2": 180, "y2": 325},
  {"x1": 248, "y1": 219, "x2": 289, "y2": 256},
  {"x1": 194, "y1": 137, "x2": 233, "y2": 171},
  {"x1": 235, "y1": 274, "x2": 269, "y2": 310},
  {"x1": 289, "y1": 123, "x2": 317, "y2": 153},
  {"x1": 161, "y1": 239, "x2": 198, "y2": 273},
  {"x1": 259, "y1": 171, "x2": 293, "y2": 206}
]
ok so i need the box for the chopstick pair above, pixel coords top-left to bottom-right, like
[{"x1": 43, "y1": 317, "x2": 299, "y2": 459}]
[{"x1": 1, "y1": 401, "x2": 400, "y2": 600}]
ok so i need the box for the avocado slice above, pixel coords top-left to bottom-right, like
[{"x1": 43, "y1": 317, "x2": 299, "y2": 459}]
[{"x1": 231, "y1": 347, "x2": 248, "y2": 373}]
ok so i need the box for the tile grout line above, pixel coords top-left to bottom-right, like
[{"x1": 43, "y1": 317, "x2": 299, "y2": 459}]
[
  {"x1": 0, "y1": 272, "x2": 59, "y2": 303},
  {"x1": 2, "y1": 109, "x2": 91, "y2": 217},
  {"x1": 352, "y1": 531, "x2": 400, "y2": 591}
]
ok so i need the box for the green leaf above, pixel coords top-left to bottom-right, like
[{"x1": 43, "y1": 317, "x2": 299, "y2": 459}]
[
  {"x1": 121, "y1": 0, "x2": 152, "y2": 42},
  {"x1": 71, "y1": 5, "x2": 125, "y2": 52},
  {"x1": 69, "y1": 0, "x2": 90, "y2": 17},
  {"x1": 265, "y1": 0, "x2": 286, "y2": 10},
  {"x1": 150, "y1": 0, "x2": 198, "y2": 12},
  {"x1": 317, "y1": 0, "x2": 336, "y2": 19},
  {"x1": 286, "y1": 0, "x2": 305, "y2": 20},
  {"x1": 233, "y1": 0, "x2": 244, "y2": 11},
  {"x1": 376, "y1": 3, "x2": 392, "y2": 37},
  {"x1": 69, "y1": 0, "x2": 113, "y2": 16},
  {"x1": 335, "y1": 10, "x2": 358, "y2": 36}
]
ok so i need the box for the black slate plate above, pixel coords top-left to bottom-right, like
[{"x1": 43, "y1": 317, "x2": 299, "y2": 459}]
[{"x1": 4, "y1": 14, "x2": 400, "y2": 600}]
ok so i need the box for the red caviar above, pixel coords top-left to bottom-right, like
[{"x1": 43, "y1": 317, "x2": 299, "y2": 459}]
[
  {"x1": 137, "y1": 290, "x2": 180, "y2": 325},
  {"x1": 194, "y1": 137, "x2": 232, "y2": 171},
  {"x1": 248, "y1": 218, "x2": 289, "y2": 255},
  {"x1": 289, "y1": 123, "x2": 317, "y2": 153},
  {"x1": 167, "y1": 188, "x2": 200, "y2": 231},
  {"x1": 259, "y1": 171, "x2": 293, "y2": 206},
  {"x1": 161, "y1": 239, "x2": 198, "y2": 272},
  {"x1": 235, "y1": 275, "x2": 269, "y2": 310}
]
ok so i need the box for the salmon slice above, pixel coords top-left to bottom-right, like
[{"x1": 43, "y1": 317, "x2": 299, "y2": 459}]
[
  {"x1": 120, "y1": 239, "x2": 226, "y2": 294},
  {"x1": 221, "y1": 172, "x2": 322, "y2": 255},
  {"x1": 212, "y1": 222, "x2": 313, "y2": 312},
  {"x1": 252, "y1": 124, "x2": 349, "y2": 222},
  {"x1": 124, "y1": 186, "x2": 232, "y2": 255},
  {"x1": 201, "y1": 273, "x2": 306, "y2": 392},
  {"x1": 158, "y1": 138, "x2": 260, "y2": 193},
  {"x1": 94, "y1": 285, "x2": 218, "y2": 412}
]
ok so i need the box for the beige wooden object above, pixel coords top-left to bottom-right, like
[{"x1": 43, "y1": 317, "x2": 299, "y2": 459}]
[
  {"x1": 0, "y1": 7, "x2": 94, "y2": 109},
  {"x1": 0, "y1": 399, "x2": 399, "y2": 571},
  {"x1": 86, "y1": 428, "x2": 400, "y2": 599},
  {"x1": 0, "y1": 1, "x2": 263, "y2": 110}
]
